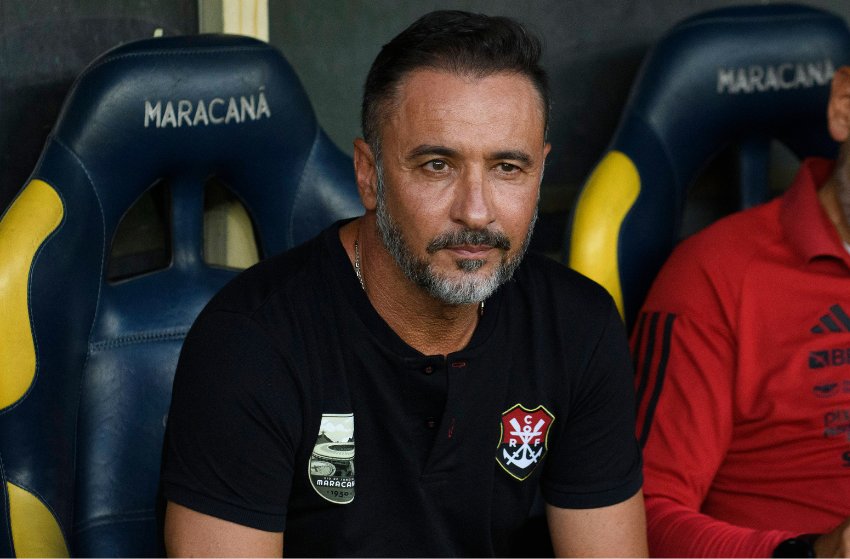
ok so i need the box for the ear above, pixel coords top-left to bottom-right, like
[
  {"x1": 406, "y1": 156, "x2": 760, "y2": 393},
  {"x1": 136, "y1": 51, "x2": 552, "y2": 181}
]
[
  {"x1": 353, "y1": 138, "x2": 379, "y2": 211},
  {"x1": 828, "y1": 66, "x2": 850, "y2": 142}
]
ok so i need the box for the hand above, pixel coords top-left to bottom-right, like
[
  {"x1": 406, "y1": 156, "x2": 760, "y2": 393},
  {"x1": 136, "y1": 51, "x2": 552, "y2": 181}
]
[{"x1": 815, "y1": 517, "x2": 850, "y2": 558}]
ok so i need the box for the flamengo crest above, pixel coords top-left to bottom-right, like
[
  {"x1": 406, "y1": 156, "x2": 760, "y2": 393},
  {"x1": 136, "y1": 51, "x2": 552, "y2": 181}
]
[{"x1": 496, "y1": 404, "x2": 554, "y2": 480}]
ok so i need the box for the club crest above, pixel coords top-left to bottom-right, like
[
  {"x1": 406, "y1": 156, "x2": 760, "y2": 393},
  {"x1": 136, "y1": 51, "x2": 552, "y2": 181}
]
[
  {"x1": 496, "y1": 404, "x2": 554, "y2": 480},
  {"x1": 308, "y1": 413, "x2": 355, "y2": 504}
]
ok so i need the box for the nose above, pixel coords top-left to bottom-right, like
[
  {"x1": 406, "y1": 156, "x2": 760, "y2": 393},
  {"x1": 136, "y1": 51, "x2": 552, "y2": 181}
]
[{"x1": 450, "y1": 165, "x2": 495, "y2": 230}]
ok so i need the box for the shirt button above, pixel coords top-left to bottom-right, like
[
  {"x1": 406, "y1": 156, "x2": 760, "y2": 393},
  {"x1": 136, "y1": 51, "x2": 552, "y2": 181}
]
[
  {"x1": 424, "y1": 365, "x2": 434, "y2": 374},
  {"x1": 425, "y1": 417, "x2": 437, "y2": 429}
]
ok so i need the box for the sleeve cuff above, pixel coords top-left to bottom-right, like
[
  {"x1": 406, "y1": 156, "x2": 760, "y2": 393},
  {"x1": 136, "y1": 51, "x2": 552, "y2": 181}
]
[
  {"x1": 163, "y1": 482, "x2": 286, "y2": 532},
  {"x1": 542, "y1": 472, "x2": 643, "y2": 510}
]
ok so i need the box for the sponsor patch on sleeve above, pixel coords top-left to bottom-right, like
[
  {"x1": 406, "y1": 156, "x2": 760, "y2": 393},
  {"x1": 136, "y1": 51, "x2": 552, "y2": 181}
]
[{"x1": 308, "y1": 413, "x2": 355, "y2": 504}]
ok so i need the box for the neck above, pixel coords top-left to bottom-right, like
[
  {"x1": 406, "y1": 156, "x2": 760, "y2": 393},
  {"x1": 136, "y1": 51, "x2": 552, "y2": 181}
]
[{"x1": 340, "y1": 217, "x2": 482, "y2": 356}]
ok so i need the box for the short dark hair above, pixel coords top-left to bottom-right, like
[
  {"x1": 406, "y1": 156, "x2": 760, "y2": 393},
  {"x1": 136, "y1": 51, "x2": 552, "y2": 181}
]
[{"x1": 361, "y1": 10, "x2": 550, "y2": 151}]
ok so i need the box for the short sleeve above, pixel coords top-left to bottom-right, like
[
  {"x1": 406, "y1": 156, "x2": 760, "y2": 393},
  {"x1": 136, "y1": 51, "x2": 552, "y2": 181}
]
[
  {"x1": 161, "y1": 309, "x2": 302, "y2": 531},
  {"x1": 541, "y1": 299, "x2": 643, "y2": 509}
]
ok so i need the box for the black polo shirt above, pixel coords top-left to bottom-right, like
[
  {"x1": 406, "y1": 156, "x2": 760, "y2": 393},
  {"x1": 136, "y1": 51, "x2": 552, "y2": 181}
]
[{"x1": 162, "y1": 221, "x2": 642, "y2": 557}]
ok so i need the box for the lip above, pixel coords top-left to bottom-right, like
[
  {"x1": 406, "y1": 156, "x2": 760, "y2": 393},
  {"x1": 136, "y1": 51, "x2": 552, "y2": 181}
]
[{"x1": 446, "y1": 245, "x2": 494, "y2": 257}]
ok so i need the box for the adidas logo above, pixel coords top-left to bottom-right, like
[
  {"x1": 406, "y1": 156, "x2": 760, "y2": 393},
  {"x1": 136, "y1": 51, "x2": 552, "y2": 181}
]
[{"x1": 812, "y1": 304, "x2": 850, "y2": 334}]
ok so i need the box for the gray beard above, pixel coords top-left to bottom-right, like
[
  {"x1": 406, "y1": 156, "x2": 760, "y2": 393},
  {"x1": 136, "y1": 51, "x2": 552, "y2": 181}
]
[{"x1": 373, "y1": 164, "x2": 537, "y2": 305}]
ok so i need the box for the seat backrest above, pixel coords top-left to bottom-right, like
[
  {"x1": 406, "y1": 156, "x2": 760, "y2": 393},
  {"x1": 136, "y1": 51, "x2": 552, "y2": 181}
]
[
  {"x1": 0, "y1": 34, "x2": 360, "y2": 557},
  {"x1": 567, "y1": 3, "x2": 850, "y2": 330}
]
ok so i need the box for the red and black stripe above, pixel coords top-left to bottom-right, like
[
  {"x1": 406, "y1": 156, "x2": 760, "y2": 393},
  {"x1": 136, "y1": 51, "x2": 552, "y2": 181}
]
[{"x1": 633, "y1": 311, "x2": 677, "y2": 448}]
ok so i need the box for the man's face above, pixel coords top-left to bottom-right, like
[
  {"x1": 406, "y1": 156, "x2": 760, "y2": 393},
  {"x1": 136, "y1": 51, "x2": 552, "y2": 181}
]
[{"x1": 371, "y1": 69, "x2": 550, "y2": 304}]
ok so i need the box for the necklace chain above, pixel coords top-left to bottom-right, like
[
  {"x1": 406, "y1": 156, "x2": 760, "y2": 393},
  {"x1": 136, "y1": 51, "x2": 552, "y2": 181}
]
[
  {"x1": 353, "y1": 238, "x2": 484, "y2": 316},
  {"x1": 354, "y1": 239, "x2": 366, "y2": 290}
]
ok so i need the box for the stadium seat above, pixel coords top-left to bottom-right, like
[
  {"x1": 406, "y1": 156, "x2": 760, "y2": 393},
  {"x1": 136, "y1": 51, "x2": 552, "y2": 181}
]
[
  {"x1": 567, "y1": 3, "x2": 850, "y2": 330},
  {"x1": 0, "y1": 34, "x2": 360, "y2": 556}
]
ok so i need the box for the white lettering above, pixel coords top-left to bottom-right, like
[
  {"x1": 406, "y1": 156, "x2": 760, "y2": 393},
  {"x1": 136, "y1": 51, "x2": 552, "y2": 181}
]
[
  {"x1": 748, "y1": 65, "x2": 765, "y2": 92},
  {"x1": 794, "y1": 63, "x2": 812, "y2": 88},
  {"x1": 717, "y1": 68, "x2": 735, "y2": 94},
  {"x1": 161, "y1": 102, "x2": 177, "y2": 128},
  {"x1": 225, "y1": 97, "x2": 240, "y2": 123},
  {"x1": 240, "y1": 95, "x2": 256, "y2": 121},
  {"x1": 717, "y1": 59, "x2": 835, "y2": 95},
  {"x1": 735, "y1": 68, "x2": 751, "y2": 94},
  {"x1": 764, "y1": 66, "x2": 780, "y2": 91},
  {"x1": 209, "y1": 98, "x2": 225, "y2": 123},
  {"x1": 193, "y1": 100, "x2": 209, "y2": 126},
  {"x1": 177, "y1": 100, "x2": 193, "y2": 127},
  {"x1": 316, "y1": 479, "x2": 355, "y2": 487},
  {"x1": 779, "y1": 63, "x2": 795, "y2": 88},
  {"x1": 825, "y1": 59, "x2": 836, "y2": 82},
  {"x1": 257, "y1": 89, "x2": 271, "y2": 118},
  {"x1": 144, "y1": 88, "x2": 273, "y2": 128},
  {"x1": 144, "y1": 101, "x2": 161, "y2": 128},
  {"x1": 808, "y1": 62, "x2": 826, "y2": 86}
]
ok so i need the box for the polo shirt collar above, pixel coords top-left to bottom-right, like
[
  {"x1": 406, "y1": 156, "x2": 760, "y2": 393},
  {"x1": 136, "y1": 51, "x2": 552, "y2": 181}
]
[{"x1": 781, "y1": 157, "x2": 845, "y2": 264}]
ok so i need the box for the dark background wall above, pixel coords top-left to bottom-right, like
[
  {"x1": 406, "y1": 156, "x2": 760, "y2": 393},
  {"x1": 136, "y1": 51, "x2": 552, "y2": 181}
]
[{"x1": 3, "y1": 0, "x2": 850, "y2": 256}]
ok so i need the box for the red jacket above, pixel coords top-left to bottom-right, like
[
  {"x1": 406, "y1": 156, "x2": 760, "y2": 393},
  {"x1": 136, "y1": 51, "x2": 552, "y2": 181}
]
[{"x1": 634, "y1": 158, "x2": 850, "y2": 557}]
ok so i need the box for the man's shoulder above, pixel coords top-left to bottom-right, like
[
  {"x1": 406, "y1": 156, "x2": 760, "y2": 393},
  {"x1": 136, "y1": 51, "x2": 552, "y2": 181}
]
[
  {"x1": 518, "y1": 250, "x2": 609, "y2": 288},
  {"x1": 644, "y1": 197, "x2": 783, "y2": 313},
  {"x1": 513, "y1": 251, "x2": 618, "y2": 314},
  {"x1": 677, "y1": 198, "x2": 781, "y2": 261},
  {"x1": 204, "y1": 233, "x2": 329, "y2": 318}
]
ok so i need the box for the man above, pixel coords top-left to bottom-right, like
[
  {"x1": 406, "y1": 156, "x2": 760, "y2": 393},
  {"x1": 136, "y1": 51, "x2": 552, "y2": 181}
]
[
  {"x1": 634, "y1": 66, "x2": 850, "y2": 557},
  {"x1": 162, "y1": 10, "x2": 646, "y2": 557}
]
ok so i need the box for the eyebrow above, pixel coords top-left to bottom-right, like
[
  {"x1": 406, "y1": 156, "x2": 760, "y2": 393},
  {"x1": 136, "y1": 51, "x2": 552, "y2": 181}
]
[
  {"x1": 491, "y1": 150, "x2": 533, "y2": 166},
  {"x1": 406, "y1": 145, "x2": 459, "y2": 160},
  {"x1": 406, "y1": 145, "x2": 534, "y2": 166}
]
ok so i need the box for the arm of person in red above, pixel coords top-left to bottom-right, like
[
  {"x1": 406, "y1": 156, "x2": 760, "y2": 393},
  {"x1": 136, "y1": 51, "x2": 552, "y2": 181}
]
[{"x1": 631, "y1": 234, "x2": 794, "y2": 558}]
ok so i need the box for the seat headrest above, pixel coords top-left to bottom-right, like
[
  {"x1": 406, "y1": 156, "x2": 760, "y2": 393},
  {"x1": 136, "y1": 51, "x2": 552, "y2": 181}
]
[
  {"x1": 625, "y1": 3, "x2": 849, "y2": 185},
  {"x1": 41, "y1": 33, "x2": 360, "y2": 251}
]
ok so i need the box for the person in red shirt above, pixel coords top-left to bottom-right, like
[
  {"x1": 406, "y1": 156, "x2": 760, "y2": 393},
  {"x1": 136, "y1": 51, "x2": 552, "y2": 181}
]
[{"x1": 634, "y1": 66, "x2": 850, "y2": 557}]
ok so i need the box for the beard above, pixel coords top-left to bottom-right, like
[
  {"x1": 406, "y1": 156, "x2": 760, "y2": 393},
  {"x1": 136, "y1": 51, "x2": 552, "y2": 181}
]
[{"x1": 373, "y1": 163, "x2": 538, "y2": 305}]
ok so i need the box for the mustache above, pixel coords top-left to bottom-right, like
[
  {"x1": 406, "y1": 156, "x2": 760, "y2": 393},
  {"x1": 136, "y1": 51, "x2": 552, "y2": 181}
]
[{"x1": 426, "y1": 229, "x2": 511, "y2": 254}]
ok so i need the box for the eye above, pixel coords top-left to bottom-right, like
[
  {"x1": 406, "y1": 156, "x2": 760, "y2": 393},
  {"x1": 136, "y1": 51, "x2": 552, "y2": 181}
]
[
  {"x1": 497, "y1": 162, "x2": 520, "y2": 173},
  {"x1": 423, "y1": 159, "x2": 449, "y2": 172}
]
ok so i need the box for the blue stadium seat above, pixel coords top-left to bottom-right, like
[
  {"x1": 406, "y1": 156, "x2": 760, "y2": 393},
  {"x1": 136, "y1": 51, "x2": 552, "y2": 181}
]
[
  {"x1": 567, "y1": 4, "x2": 850, "y2": 329},
  {"x1": 0, "y1": 34, "x2": 360, "y2": 556}
]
